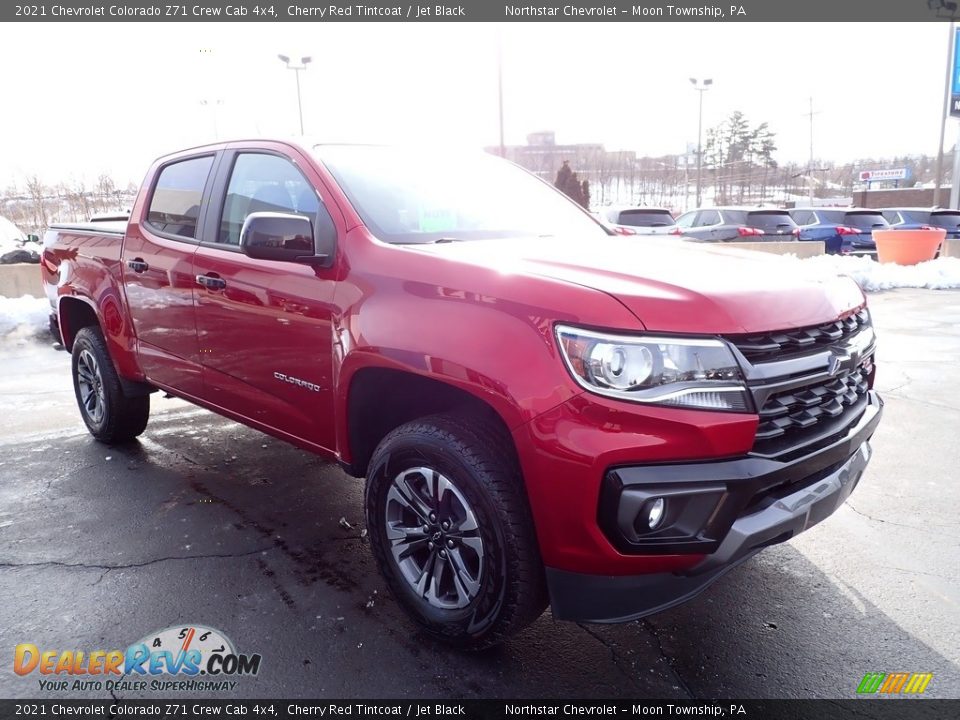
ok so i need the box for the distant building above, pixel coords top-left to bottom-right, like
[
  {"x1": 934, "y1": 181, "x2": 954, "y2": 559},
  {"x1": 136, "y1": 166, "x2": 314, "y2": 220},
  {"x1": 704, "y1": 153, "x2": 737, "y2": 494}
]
[
  {"x1": 488, "y1": 131, "x2": 637, "y2": 185},
  {"x1": 853, "y1": 186, "x2": 950, "y2": 208}
]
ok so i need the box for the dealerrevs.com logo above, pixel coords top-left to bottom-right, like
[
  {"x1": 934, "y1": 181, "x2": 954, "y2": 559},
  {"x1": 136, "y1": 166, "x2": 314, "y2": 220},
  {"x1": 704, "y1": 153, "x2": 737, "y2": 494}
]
[{"x1": 14, "y1": 625, "x2": 261, "y2": 693}]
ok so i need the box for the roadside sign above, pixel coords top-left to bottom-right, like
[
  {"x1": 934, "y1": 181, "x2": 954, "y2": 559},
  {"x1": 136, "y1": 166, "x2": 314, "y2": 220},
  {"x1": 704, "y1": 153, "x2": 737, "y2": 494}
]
[
  {"x1": 858, "y1": 168, "x2": 909, "y2": 182},
  {"x1": 951, "y1": 27, "x2": 960, "y2": 117}
]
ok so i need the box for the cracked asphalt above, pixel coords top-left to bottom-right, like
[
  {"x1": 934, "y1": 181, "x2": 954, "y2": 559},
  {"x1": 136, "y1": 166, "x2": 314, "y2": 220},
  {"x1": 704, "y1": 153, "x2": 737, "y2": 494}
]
[{"x1": 0, "y1": 288, "x2": 958, "y2": 699}]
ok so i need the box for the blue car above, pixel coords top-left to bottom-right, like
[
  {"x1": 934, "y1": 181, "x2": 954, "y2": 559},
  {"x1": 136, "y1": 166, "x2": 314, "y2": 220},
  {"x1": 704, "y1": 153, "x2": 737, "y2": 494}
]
[
  {"x1": 881, "y1": 208, "x2": 960, "y2": 240},
  {"x1": 788, "y1": 207, "x2": 887, "y2": 256}
]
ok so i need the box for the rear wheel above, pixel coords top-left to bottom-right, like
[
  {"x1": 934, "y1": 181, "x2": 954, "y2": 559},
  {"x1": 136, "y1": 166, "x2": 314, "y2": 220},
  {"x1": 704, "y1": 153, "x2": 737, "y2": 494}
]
[
  {"x1": 71, "y1": 326, "x2": 150, "y2": 443},
  {"x1": 365, "y1": 413, "x2": 547, "y2": 649}
]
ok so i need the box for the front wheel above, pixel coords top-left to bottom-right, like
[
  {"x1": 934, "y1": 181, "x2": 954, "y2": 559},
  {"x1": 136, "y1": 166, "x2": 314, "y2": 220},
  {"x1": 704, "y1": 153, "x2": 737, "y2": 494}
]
[
  {"x1": 365, "y1": 413, "x2": 547, "y2": 649},
  {"x1": 71, "y1": 326, "x2": 150, "y2": 443}
]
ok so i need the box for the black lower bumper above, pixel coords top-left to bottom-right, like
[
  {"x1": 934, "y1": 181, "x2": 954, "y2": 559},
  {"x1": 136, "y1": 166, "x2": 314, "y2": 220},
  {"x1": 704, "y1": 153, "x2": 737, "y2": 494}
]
[{"x1": 548, "y1": 391, "x2": 882, "y2": 623}]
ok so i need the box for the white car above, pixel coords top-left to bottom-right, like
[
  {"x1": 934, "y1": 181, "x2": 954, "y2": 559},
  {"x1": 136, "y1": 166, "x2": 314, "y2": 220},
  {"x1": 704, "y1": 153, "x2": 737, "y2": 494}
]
[{"x1": 596, "y1": 206, "x2": 679, "y2": 235}]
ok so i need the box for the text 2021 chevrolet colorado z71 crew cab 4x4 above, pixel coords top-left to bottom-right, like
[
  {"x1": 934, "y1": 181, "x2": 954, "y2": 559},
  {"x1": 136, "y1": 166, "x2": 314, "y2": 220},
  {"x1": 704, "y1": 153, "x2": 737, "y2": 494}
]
[{"x1": 41, "y1": 140, "x2": 882, "y2": 648}]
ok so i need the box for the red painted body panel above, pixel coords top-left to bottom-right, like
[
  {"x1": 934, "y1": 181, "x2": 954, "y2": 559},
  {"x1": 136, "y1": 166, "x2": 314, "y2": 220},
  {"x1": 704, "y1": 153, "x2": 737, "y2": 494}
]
[
  {"x1": 513, "y1": 394, "x2": 758, "y2": 575},
  {"x1": 41, "y1": 138, "x2": 870, "y2": 579},
  {"x1": 42, "y1": 229, "x2": 144, "y2": 383}
]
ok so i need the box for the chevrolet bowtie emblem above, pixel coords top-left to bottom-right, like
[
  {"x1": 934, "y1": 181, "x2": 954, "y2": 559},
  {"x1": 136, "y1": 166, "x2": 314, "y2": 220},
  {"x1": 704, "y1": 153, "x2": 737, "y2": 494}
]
[{"x1": 827, "y1": 354, "x2": 845, "y2": 376}]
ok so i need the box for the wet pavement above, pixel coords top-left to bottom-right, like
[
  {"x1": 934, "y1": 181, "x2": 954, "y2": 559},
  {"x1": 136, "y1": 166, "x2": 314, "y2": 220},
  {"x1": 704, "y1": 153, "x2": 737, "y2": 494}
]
[{"x1": 0, "y1": 288, "x2": 958, "y2": 699}]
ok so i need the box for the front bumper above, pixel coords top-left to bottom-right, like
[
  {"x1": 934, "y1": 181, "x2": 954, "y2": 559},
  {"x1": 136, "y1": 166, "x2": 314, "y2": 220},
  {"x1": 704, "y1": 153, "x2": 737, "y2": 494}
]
[{"x1": 547, "y1": 391, "x2": 882, "y2": 623}]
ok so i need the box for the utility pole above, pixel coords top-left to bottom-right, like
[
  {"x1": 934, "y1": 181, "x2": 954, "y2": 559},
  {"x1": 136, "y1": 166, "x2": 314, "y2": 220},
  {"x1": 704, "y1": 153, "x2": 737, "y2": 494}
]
[
  {"x1": 497, "y1": 31, "x2": 505, "y2": 158},
  {"x1": 803, "y1": 96, "x2": 821, "y2": 205},
  {"x1": 690, "y1": 78, "x2": 713, "y2": 207},
  {"x1": 935, "y1": 22, "x2": 955, "y2": 208}
]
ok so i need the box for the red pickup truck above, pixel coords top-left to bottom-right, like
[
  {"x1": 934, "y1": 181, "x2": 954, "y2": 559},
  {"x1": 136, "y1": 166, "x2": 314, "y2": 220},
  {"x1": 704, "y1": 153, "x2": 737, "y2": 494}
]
[{"x1": 41, "y1": 140, "x2": 882, "y2": 648}]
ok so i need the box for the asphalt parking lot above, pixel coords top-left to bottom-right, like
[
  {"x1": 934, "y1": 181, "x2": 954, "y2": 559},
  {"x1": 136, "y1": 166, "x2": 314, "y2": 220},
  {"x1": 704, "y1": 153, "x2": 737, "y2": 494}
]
[{"x1": 0, "y1": 288, "x2": 958, "y2": 700}]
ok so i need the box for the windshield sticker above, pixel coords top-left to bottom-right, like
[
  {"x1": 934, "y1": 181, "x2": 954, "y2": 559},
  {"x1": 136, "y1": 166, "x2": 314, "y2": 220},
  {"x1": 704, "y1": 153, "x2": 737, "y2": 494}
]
[{"x1": 418, "y1": 207, "x2": 458, "y2": 233}]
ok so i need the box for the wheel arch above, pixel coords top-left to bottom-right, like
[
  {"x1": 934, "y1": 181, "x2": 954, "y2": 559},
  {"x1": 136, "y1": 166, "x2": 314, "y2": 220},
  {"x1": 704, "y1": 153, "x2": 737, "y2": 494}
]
[
  {"x1": 59, "y1": 295, "x2": 152, "y2": 396},
  {"x1": 342, "y1": 366, "x2": 521, "y2": 480}
]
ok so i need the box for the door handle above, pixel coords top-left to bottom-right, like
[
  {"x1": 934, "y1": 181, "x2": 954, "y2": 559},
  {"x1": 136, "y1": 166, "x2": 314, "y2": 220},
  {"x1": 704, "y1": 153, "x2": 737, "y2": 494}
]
[
  {"x1": 127, "y1": 258, "x2": 149, "y2": 273},
  {"x1": 195, "y1": 274, "x2": 227, "y2": 290}
]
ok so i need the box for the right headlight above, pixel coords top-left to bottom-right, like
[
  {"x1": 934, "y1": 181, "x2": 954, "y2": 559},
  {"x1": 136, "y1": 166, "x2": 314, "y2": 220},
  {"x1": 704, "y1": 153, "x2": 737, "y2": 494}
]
[{"x1": 555, "y1": 325, "x2": 750, "y2": 411}]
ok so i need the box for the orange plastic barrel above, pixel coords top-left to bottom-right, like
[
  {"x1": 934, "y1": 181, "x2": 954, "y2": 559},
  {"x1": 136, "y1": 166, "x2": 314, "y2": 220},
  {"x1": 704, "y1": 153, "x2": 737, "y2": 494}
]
[{"x1": 873, "y1": 228, "x2": 945, "y2": 265}]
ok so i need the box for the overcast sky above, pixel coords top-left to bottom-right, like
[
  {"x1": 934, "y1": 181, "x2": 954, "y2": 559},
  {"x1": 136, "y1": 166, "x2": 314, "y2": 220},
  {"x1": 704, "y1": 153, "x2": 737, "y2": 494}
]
[{"x1": 0, "y1": 22, "x2": 954, "y2": 187}]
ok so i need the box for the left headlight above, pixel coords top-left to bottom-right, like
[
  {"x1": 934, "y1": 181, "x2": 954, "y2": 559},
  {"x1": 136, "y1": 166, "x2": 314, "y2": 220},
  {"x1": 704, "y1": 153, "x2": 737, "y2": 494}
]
[{"x1": 555, "y1": 325, "x2": 750, "y2": 411}]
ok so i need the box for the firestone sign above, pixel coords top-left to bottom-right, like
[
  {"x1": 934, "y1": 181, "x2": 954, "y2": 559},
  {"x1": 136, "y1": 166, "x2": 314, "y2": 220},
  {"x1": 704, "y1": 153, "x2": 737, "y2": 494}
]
[
  {"x1": 858, "y1": 169, "x2": 909, "y2": 182},
  {"x1": 952, "y1": 27, "x2": 960, "y2": 117}
]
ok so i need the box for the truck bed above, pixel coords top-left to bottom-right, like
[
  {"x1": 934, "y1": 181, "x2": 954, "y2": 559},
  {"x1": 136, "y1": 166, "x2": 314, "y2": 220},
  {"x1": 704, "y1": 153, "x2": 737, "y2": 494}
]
[{"x1": 48, "y1": 220, "x2": 127, "y2": 236}]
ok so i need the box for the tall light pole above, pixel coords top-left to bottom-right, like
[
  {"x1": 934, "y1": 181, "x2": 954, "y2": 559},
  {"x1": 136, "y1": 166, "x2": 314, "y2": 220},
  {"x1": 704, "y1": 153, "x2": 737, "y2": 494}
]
[
  {"x1": 803, "y1": 97, "x2": 821, "y2": 205},
  {"x1": 690, "y1": 78, "x2": 713, "y2": 207},
  {"x1": 278, "y1": 54, "x2": 312, "y2": 135},
  {"x1": 497, "y1": 32, "x2": 506, "y2": 158},
  {"x1": 935, "y1": 21, "x2": 955, "y2": 208}
]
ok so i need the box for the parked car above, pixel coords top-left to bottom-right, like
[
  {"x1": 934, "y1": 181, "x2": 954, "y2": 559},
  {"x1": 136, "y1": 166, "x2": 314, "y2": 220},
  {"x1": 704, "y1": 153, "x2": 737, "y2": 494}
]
[
  {"x1": 596, "y1": 206, "x2": 678, "y2": 235},
  {"x1": 789, "y1": 207, "x2": 886, "y2": 256},
  {"x1": 41, "y1": 140, "x2": 881, "y2": 648},
  {"x1": 881, "y1": 207, "x2": 960, "y2": 240},
  {"x1": 673, "y1": 206, "x2": 800, "y2": 242},
  {"x1": 0, "y1": 215, "x2": 42, "y2": 264}
]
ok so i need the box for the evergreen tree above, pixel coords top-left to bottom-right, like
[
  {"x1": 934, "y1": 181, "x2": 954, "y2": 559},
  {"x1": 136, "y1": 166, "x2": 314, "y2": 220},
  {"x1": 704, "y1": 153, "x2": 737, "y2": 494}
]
[{"x1": 554, "y1": 160, "x2": 589, "y2": 209}]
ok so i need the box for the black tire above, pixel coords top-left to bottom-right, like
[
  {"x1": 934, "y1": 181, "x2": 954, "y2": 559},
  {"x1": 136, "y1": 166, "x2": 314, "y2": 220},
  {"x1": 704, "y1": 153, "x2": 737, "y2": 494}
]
[
  {"x1": 365, "y1": 412, "x2": 548, "y2": 649},
  {"x1": 71, "y1": 326, "x2": 150, "y2": 443}
]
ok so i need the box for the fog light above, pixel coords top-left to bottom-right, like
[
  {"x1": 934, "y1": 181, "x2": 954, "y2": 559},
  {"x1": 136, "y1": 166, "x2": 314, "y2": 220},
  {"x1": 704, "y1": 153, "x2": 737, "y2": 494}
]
[{"x1": 646, "y1": 498, "x2": 666, "y2": 530}]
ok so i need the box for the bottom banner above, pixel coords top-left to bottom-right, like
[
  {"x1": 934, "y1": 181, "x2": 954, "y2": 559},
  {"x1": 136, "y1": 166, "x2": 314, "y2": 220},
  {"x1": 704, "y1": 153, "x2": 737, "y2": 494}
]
[{"x1": 1, "y1": 700, "x2": 958, "y2": 720}]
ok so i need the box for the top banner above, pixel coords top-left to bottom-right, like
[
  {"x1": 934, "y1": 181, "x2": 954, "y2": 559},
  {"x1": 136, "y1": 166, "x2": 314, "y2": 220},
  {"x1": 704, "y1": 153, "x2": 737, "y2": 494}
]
[{"x1": 6, "y1": 0, "x2": 960, "y2": 22}]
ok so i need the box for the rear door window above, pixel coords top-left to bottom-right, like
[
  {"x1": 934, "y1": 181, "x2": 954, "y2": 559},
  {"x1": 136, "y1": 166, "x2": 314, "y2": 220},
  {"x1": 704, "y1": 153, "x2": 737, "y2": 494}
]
[
  {"x1": 695, "y1": 210, "x2": 721, "y2": 227},
  {"x1": 816, "y1": 210, "x2": 845, "y2": 224},
  {"x1": 675, "y1": 211, "x2": 696, "y2": 229},
  {"x1": 146, "y1": 156, "x2": 215, "y2": 239}
]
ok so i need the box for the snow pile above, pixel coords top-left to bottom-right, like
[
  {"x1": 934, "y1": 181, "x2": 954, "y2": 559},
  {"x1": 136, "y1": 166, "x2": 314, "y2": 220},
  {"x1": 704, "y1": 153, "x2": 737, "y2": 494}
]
[
  {"x1": 791, "y1": 255, "x2": 960, "y2": 293},
  {"x1": 0, "y1": 295, "x2": 49, "y2": 340}
]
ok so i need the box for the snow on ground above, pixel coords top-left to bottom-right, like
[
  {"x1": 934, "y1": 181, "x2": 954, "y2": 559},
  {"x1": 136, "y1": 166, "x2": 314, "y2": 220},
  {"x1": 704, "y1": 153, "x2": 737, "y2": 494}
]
[
  {"x1": 0, "y1": 295, "x2": 50, "y2": 341},
  {"x1": 788, "y1": 255, "x2": 960, "y2": 293}
]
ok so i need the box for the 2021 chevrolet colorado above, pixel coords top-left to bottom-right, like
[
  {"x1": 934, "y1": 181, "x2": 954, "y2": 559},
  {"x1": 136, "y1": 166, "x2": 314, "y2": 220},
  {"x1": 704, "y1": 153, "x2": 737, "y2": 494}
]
[{"x1": 41, "y1": 140, "x2": 882, "y2": 648}]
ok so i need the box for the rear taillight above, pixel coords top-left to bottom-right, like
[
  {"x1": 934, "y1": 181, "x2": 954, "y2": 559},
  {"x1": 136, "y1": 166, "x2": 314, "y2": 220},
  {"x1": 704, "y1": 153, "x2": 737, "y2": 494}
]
[
  {"x1": 736, "y1": 227, "x2": 765, "y2": 237},
  {"x1": 792, "y1": 227, "x2": 801, "y2": 236},
  {"x1": 669, "y1": 227, "x2": 683, "y2": 236},
  {"x1": 836, "y1": 226, "x2": 859, "y2": 235},
  {"x1": 612, "y1": 226, "x2": 637, "y2": 236},
  {"x1": 920, "y1": 225, "x2": 935, "y2": 231}
]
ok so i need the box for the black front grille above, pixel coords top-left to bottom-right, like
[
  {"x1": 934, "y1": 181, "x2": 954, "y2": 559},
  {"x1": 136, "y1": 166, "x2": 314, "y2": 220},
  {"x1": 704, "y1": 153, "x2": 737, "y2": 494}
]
[
  {"x1": 750, "y1": 359, "x2": 873, "y2": 458},
  {"x1": 732, "y1": 308, "x2": 870, "y2": 362},
  {"x1": 756, "y1": 362, "x2": 871, "y2": 441}
]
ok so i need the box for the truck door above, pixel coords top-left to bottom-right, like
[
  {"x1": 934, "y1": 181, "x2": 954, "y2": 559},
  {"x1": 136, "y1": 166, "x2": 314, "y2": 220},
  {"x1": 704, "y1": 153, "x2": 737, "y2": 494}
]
[
  {"x1": 191, "y1": 149, "x2": 338, "y2": 452},
  {"x1": 122, "y1": 154, "x2": 217, "y2": 397}
]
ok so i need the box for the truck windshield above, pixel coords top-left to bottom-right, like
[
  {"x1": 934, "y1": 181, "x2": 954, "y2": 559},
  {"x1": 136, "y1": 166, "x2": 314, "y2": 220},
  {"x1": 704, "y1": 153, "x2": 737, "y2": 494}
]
[{"x1": 313, "y1": 145, "x2": 609, "y2": 244}]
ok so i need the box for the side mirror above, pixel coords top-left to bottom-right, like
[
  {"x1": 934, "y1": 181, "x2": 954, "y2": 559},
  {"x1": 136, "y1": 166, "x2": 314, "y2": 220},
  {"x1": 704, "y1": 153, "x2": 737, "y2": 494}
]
[
  {"x1": 240, "y1": 212, "x2": 324, "y2": 263},
  {"x1": 26, "y1": 234, "x2": 40, "y2": 243}
]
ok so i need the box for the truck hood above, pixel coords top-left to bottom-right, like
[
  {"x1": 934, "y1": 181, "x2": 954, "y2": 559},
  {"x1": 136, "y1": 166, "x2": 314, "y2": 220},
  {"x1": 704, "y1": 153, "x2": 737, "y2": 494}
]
[{"x1": 406, "y1": 236, "x2": 865, "y2": 334}]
